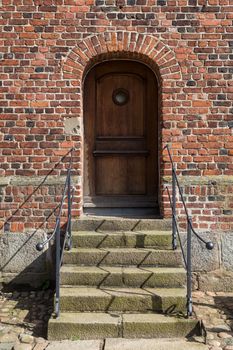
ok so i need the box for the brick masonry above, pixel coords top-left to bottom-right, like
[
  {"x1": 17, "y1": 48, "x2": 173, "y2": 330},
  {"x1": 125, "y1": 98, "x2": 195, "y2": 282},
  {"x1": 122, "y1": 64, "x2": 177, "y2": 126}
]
[{"x1": 0, "y1": 2, "x2": 232, "y2": 236}]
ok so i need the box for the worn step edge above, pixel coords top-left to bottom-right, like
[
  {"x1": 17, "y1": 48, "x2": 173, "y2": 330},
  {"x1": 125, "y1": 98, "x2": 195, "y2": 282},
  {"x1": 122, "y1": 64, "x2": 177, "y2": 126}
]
[
  {"x1": 72, "y1": 231, "x2": 173, "y2": 248},
  {"x1": 72, "y1": 218, "x2": 172, "y2": 232},
  {"x1": 48, "y1": 312, "x2": 200, "y2": 341},
  {"x1": 60, "y1": 266, "x2": 186, "y2": 288},
  {"x1": 104, "y1": 338, "x2": 208, "y2": 350},
  {"x1": 63, "y1": 248, "x2": 182, "y2": 267},
  {"x1": 59, "y1": 286, "x2": 186, "y2": 313}
]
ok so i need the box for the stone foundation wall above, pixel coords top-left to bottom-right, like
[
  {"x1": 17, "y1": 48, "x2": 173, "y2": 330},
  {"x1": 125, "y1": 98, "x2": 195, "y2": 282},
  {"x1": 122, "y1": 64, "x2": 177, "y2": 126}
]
[
  {"x1": 163, "y1": 175, "x2": 233, "y2": 231},
  {"x1": 0, "y1": 230, "x2": 53, "y2": 289}
]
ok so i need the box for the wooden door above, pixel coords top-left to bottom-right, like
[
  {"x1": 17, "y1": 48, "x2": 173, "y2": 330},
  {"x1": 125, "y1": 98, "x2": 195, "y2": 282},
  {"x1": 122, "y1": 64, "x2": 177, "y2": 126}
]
[{"x1": 84, "y1": 60, "x2": 158, "y2": 211}]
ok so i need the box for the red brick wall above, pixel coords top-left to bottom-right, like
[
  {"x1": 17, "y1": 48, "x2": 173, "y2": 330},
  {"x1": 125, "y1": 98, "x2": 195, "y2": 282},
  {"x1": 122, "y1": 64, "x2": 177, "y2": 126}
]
[{"x1": 0, "y1": 0, "x2": 232, "y2": 231}]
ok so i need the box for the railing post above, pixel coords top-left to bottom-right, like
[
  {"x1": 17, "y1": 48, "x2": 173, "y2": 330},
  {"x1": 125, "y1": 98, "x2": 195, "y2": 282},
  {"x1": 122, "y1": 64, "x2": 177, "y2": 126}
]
[
  {"x1": 55, "y1": 219, "x2": 60, "y2": 318},
  {"x1": 66, "y1": 169, "x2": 72, "y2": 250},
  {"x1": 172, "y1": 165, "x2": 177, "y2": 250},
  {"x1": 187, "y1": 216, "x2": 192, "y2": 317}
]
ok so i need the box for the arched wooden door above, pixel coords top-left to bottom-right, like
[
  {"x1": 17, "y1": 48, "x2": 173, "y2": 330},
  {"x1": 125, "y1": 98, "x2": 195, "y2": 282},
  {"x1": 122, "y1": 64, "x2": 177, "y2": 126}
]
[{"x1": 83, "y1": 60, "x2": 159, "y2": 215}]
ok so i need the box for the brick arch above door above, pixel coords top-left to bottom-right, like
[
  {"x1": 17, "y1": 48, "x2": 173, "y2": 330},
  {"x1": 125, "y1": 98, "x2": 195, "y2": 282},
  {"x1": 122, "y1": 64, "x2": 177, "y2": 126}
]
[
  {"x1": 62, "y1": 32, "x2": 182, "y2": 85},
  {"x1": 62, "y1": 31, "x2": 183, "y2": 136}
]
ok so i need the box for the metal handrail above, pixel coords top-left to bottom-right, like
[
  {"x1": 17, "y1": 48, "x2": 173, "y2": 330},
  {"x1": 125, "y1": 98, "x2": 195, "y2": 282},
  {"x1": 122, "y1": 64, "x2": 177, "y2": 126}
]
[
  {"x1": 36, "y1": 147, "x2": 74, "y2": 317},
  {"x1": 164, "y1": 145, "x2": 214, "y2": 317}
]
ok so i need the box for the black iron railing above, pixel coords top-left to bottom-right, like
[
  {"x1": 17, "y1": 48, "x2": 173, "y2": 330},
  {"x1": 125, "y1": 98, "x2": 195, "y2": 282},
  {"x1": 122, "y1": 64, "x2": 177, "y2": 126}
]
[
  {"x1": 36, "y1": 147, "x2": 74, "y2": 317},
  {"x1": 164, "y1": 145, "x2": 214, "y2": 317}
]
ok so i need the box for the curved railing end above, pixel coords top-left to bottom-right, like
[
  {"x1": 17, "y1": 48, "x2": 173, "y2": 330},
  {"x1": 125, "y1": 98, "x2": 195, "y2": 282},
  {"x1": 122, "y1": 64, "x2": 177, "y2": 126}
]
[
  {"x1": 36, "y1": 242, "x2": 45, "y2": 252},
  {"x1": 206, "y1": 241, "x2": 214, "y2": 250}
]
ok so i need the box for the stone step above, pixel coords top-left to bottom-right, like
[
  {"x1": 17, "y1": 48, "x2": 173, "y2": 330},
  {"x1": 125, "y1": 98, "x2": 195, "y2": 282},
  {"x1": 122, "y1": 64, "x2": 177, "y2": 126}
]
[
  {"x1": 48, "y1": 312, "x2": 200, "y2": 340},
  {"x1": 63, "y1": 248, "x2": 182, "y2": 267},
  {"x1": 60, "y1": 286, "x2": 186, "y2": 313},
  {"x1": 72, "y1": 230, "x2": 173, "y2": 249},
  {"x1": 45, "y1": 338, "x2": 208, "y2": 350},
  {"x1": 60, "y1": 266, "x2": 186, "y2": 288},
  {"x1": 104, "y1": 338, "x2": 209, "y2": 350},
  {"x1": 72, "y1": 217, "x2": 172, "y2": 232}
]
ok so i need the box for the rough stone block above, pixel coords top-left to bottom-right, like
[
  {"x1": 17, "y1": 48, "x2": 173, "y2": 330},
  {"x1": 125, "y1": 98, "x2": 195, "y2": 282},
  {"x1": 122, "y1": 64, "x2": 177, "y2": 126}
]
[
  {"x1": 222, "y1": 232, "x2": 233, "y2": 270},
  {"x1": 180, "y1": 231, "x2": 220, "y2": 272},
  {"x1": 0, "y1": 231, "x2": 52, "y2": 287}
]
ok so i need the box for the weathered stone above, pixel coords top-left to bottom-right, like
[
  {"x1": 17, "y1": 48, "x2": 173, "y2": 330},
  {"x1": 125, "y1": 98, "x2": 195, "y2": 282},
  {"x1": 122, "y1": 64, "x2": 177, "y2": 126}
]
[
  {"x1": 180, "y1": 231, "x2": 219, "y2": 272},
  {"x1": 18, "y1": 334, "x2": 34, "y2": 344},
  {"x1": 46, "y1": 340, "x2": 101, "y2": 350},
  {"x1": 33, "y1": 344, "x2": 48, "y2": 350},
  {"x1": 34, "y1": 338, "x2": 46, "y2": 344},
  {"x1": 0, "y1": 177, "x2": 10, "y2": 187},
  {"x1": 104, "y1": 338, "x2": 209, "y2": 350},
  {"x1": 13, "y1": 344, "x2": 32, "y2": 350},
  {"x1": 60, "y1": 265, "x2": 186, "y2": 288},
  {"x1": 60, "y1": 286, "x2": 186, "y2": 313},
  {"x1": 164, "y1": 175, "x2": 233, "y2": 187},
  {"x1": 10, "y1": 176, "x2": 80, "y2": 187},
  {"x1": 0, "y1": 343, "x2": 14, "y2": 350},
  {"x1": 122, "y1": 313, "x2": 200, "y2": 338},
  {"x1": 72, "y1": 231, "x2": 173, "y2": 249},
  {"x1": 218, "y1": 332, "x2": 232, "y2": 338},
  {"x1": 0, "y1": 230, "x2": 53, "y2": 287},
  {"x1": 0, "y1": 333, "x2": 18, "y2": 343},
  {"x1": 198, "y1": 270, "x2": 233, "y2": 292},
  {"x1": 64, "y1": 117, "x2": 82, "y2": 136},
  {"x1": 206, "y1": 334, "x2": 215, "y2": 340},
  {"x1": 0, "y1": 231, "x2": 47, "y2": 274},
  {"x1": 48, "y1": 312, "x2": 120, "y2": 340},
  {"x1": 63, "y1": 247, "x2": 182, "y2": 267},
  {"x1": 209, "y1": 325, "x2": 231, "y2": 332},
  {"x1": 222, "y1": 232, "x2": 233, "y2": 270},
  {"x1": 208, "y1": 340, "x2": 221, "y2": 346}
]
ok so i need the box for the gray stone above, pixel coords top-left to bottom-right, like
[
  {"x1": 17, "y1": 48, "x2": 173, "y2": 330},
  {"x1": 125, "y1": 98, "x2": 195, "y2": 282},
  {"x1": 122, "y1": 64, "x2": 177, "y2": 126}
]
[
  {"x1": 104, "y1": 338, "x2": 209, "y2": 350},
  {"x1": 218, "y1": 332, "x2": 232, "y2": 338},
  {"x1": 164, "y1": 175, "x2": 233, "y2": 186},
  {"x1": 48, "y1": 312, "x2": 120, "y2": 340},
  {"x1": 198, "y1": 270, "x2": 233, "y2": 292},
  {"x1": 0, "y1": 343, "x2": 14, "y2": 350},
  {"x1": 64, "y1": 117, "x2": 82, "y2": 136},
  {"x1": 222, "y1": 232, "x2": 233, "y2": 270},
  {"x1": 0, "y1": 177, "x2": 10, "y2": 187},
  {"x1": 46, "y1": 340, "x2": 101, "y2": 350},
  {"x1": 33, "y1": 344, "x2": 48, "y2": 350},
  {"x1": 13, "y1": 344, "x2": 32, "y2": 350},
  {"x1": 208, "y1": 340, "x2": 221, "y2": 347},
  {"x1": 209, "y1": 324, "x2": 231, "y2": 332},
  {"x1": 34, "y1": 338, "x2": 46, "y2": 344},
  {"x1": 0, "y1": 231, "x2": 48, "y2": 274},
  {"x1": 10, "y1": 175, "x2": 80, "y2": 187},
  {"x1": 18, "y1": 334, "x2": 34, "y2": 344},
  {"x1": 0, "y1": 333, "x2": 18, "y2": 343},
  {"x1": 0, "y1": 229, "x2": 55, "y2": 287},
  {"x1": 180, "y1": 231, "x2": 220, "y2": 272}
]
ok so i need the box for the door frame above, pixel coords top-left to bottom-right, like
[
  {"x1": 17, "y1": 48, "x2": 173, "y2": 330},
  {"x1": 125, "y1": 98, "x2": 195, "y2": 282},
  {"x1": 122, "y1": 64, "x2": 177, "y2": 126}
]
[{"x1": 82, "y1": 58, "x2": 161, "y2": 215}]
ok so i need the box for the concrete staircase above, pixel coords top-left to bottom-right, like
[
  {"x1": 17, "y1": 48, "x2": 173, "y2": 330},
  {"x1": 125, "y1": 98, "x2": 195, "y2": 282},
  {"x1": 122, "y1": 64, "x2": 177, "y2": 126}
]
[{"x1": 48, "y1": 217, "x2": 201, "y2": 340}]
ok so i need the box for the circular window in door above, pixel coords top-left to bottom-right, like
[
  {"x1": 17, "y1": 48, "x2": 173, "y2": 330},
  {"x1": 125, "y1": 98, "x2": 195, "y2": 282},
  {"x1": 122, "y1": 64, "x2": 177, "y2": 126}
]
[{"x1": 112, "y1": 88, "x2": 129, "y2": 106}]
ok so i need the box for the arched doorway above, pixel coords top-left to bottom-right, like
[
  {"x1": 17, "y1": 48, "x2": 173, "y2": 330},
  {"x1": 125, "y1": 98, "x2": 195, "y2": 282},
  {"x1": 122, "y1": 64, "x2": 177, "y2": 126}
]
[{"x1": 83, "y1": 60, "x2": 159, "y2": 216}]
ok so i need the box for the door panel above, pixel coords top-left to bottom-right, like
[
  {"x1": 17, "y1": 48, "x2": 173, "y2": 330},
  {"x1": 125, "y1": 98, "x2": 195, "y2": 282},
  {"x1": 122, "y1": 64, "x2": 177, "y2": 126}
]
[
  {"x1": 84, "y1": 60, "x2": 158, "y2": 209},
  {"x1": 96, "y1": 74, "x2": 144, "y2": 137},
  {"x1": 96, "y1": 156, "x2": 146, "y2": 195}
]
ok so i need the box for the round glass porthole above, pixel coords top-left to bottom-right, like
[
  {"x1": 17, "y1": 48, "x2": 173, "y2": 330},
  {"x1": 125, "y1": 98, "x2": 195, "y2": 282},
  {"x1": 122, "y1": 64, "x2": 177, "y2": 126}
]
[{"x1": 112, "y1": 88, "x2": 129, "y2": 106}]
